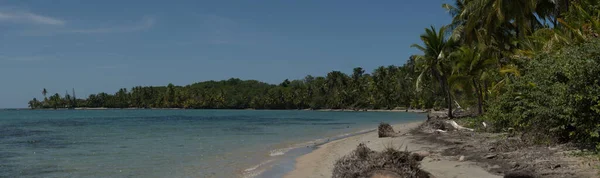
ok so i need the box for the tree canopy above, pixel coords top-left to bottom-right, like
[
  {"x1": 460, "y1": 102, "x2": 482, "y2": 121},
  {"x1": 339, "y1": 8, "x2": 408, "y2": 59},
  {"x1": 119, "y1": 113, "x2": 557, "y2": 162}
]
[{"x1": 29, "y1": 65, "x2": 442, "y2": 110}]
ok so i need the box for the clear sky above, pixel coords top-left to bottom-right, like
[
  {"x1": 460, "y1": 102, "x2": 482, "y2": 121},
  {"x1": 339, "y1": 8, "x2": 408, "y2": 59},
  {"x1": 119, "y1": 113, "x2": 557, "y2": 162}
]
[{"x1": 0, "y1": 0, "x2": 452, "y2": 108}]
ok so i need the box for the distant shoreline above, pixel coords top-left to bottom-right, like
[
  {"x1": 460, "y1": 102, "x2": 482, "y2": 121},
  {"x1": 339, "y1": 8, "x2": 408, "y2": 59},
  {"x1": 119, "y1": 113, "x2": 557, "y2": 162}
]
[{"x1": 6, "y1": 108, "x2": 430, "y2": 113}]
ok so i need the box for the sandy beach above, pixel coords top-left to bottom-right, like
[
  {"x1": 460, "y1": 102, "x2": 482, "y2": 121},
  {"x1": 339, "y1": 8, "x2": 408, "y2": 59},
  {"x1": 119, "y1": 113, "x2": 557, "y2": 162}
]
[{"x1": 284, "y1": 121, "x2": 501, "y2": 178}]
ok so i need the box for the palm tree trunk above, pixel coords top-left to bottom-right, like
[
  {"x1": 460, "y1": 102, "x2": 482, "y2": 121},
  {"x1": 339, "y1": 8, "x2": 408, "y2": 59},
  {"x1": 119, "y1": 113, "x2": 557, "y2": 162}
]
[
  {"x1": 472, "y1": 78, "x2": 483, "y2": 115},
  {"x1": 432, "y1": 70, "x2": 453, "y2": 118},
  {"x1": 442, "y1": 76, "x2": 453, "y2": 119}
]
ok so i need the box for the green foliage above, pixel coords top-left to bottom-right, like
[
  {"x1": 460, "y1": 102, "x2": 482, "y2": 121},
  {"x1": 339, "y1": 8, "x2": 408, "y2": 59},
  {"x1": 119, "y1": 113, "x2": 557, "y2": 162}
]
[
  {"x1": 29, "y1": 65, "x2": 443, "y2": 110},
  {"x1": 412, "y1": 25, "x2": 458, "y2": 117},
  {"x1": 486, "y1": 39, "x2": 600, "y2": 143}
]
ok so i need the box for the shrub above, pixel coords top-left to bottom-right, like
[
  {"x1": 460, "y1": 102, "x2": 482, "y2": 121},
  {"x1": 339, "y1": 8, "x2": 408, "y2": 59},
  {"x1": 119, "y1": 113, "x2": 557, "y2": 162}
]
[{"x1": 486, "y1": 39, "x2": 600, "y2": 145}]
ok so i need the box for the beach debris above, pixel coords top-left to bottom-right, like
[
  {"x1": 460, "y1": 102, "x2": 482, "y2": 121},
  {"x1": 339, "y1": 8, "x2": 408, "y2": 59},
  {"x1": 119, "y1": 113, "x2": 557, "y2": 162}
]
[
  {"x1": 434, "y1": 129, "x2": 447, "y2": 134},
  {"x1": 458, "y1": 155, "x2": 465, "y2": 161},
  {"x1": 447, "y1": 120, "x2": 475, "y2": 131},
  {"x1": 503, "y1": 171, "x2": 535, "y2": 178},
  {"x1": 484, "y1": 154, "x2": 497, "y2": 159},
  {"x1": 410, "y1": 151, "x2": 430, "y2": 161},
  {"x1": 370, "y1": 170, "x2": 402, "y2": 178},
  {"x1": 482, "y1": 122, "x2": 488, "y2": 128},
  {"x1": 510, "y1": 162, "x2": 520, "y2": 169},
  {"x1": 419, "y1": 116, "x2": 453, "y2": 133},
  {"x1": 378, "y1": 122, "x2": 399, "y2": 138},
  {"x1": 332, "y1": 144, "x2": 432, "y2": 178}
]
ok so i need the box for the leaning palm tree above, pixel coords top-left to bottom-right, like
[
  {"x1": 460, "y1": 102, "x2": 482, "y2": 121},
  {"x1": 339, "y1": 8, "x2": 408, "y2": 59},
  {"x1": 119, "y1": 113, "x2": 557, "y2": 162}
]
[{"x1": 411, "y1": 26, "x2": 458, "y2": 118}]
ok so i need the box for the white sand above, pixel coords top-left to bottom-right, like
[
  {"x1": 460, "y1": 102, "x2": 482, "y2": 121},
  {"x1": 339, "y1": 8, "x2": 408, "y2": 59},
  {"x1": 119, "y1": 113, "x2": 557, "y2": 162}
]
[{"x1": 284, "y1": 122, "x2": 501, "y2": 178}]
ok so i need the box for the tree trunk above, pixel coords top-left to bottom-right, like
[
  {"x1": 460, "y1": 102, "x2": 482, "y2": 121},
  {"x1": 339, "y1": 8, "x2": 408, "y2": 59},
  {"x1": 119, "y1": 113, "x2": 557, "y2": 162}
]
[
  {"x1": 483, "y1": 82, "x2": 489, "y2": 101},
  {"x1": 442, "y1": 76, "x2": 453, "y2": 119},
  {"x1": 432, "y1": 70, "x2": 453, "y2": 118},
  {"x1": 479, "y1": 81, "x2": 486, "y2": 113},
  {"x1": 472, "y1": 78, "x2": 483, "y2": 115}
]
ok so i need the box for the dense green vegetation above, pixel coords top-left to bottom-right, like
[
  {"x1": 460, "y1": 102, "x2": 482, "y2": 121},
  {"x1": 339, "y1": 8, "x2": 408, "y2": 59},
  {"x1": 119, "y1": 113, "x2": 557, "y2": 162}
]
[
  {"x1": 29, "y1": 0, "x2": 600, "y2": 146},
  {"x1": 28, "y1": 64, "x2": 442, "y2": 110},
  {"x1": 445, "y1": 0, "x2": 600, "y2": 145}
]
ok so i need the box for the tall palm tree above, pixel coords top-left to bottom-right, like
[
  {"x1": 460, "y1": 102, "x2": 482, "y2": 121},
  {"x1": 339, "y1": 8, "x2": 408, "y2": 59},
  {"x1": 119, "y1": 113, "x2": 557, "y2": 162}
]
[
  {"x1": 42, "y1": 88, "x2": 47, "y2": 98},
  {"x1": 28, "y1": 98, "x2": 39, "y2": 109},
  {"x1": 445, "y1": 0, "x2": 554, "y2": 47},
  {"x1": 536, "y1": 0, "x2": 575, "y2": 26},
  {"x1": 443, "y1": 0, "x2": 469, "y2": 41},
  {"x1": 465, "y1": 0, "x2": 539, "y2": 38},
  {"x1": 450, "y1": 45, "x2": 497, "y2": 115},
  {"x1": 412, "y1": 26, "x2": 458, "y2": 118}
]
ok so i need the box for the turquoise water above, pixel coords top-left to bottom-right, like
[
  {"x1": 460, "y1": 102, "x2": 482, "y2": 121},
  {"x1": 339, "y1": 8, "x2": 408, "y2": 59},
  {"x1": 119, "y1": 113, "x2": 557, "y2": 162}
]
[{"x1": 0, "y1": 110, "x2": 424, "y2": 178}]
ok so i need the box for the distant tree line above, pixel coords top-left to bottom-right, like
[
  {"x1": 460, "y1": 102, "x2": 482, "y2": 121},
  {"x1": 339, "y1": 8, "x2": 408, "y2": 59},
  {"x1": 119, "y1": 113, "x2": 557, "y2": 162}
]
[{"x1": 28, "y1": 61, "x2": 445, "y2": 110}]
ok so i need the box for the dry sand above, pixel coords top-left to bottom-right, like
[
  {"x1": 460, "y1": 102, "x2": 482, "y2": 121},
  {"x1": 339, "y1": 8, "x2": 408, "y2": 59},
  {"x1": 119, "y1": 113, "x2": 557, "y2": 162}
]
[{"x1": 284, "y1": 121, "x2": 502, "y2": 178}]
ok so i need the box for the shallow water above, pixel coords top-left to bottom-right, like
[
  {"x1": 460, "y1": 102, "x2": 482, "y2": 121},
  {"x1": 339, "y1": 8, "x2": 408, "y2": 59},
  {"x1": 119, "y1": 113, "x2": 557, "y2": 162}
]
[{"x1": 0, "y1": 109, "x2": 424, "y2": 178}]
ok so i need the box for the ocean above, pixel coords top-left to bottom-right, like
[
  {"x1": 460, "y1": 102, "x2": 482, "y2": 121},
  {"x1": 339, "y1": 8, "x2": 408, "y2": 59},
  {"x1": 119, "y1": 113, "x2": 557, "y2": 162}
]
[{"x1": 0, "y1": 109, "x2": 424, "y2": 178}]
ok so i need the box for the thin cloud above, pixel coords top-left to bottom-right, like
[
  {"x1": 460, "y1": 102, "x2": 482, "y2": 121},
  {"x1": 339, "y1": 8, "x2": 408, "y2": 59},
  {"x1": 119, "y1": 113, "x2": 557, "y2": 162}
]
[
  {"x1": 69, "y1": 17, "x2": 155, "y2": 34},
  {"x1": 17, "y1": 17, "x2": 156, "y2": 36},
  {"x1": 0, "y1": 10, "x2": 65, "y2": 25},
  {"x1": 2, "y1": 56, "x2": 52, "y2": 62}
]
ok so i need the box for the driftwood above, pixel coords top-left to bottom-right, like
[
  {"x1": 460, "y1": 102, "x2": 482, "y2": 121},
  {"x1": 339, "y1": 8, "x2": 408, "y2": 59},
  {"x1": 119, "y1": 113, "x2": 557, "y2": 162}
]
[
  {"x1": 332, "y1": 144, "x2": 432, "y2": 178},
  {"x1": 447, "y1": 120, "x2": 474, "y2": 131},
  {"x1": 434, "y1": 129, "x2": 447, "y2": 133}
]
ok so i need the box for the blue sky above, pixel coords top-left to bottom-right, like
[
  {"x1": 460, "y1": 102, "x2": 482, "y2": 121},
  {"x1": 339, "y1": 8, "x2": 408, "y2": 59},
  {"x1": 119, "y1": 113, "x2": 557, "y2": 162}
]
[{"x1": 0, "y1": 0, "x2": 452, "y2": 108}]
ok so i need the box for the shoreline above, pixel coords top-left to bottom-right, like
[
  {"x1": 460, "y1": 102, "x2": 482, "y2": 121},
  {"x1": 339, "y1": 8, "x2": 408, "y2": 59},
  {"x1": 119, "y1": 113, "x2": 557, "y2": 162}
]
[
  {"x1": 251, "y1": 121, "x2": 428, "y2": 178},
  {"x1": 246, "y1": 118, "x2": 427, "y2": 178},
  {"x1": 11, "y1": 107, "x2": 429, "y2": 113},
  {"x1": 248, "y1": 118, "x2": 428, "y2": 178},
  {"x1": 248, "y1": 128, "x2": 380, "y2": 178},
  {"x1": 282, "y1": 121, "x2": 501, "y2": 178}
]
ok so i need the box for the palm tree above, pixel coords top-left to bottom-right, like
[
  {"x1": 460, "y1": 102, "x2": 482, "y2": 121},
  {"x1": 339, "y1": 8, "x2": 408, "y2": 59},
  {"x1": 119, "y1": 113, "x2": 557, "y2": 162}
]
[
  {"x1": 350, "y1": 67, "x2": 365, "y2": 109},
  {"x1": 28, "y1": 98, "x2": 39, "y2": 109},
  {"x1": 450, "y1": 45, "x2": 497, "y2": 115},
  {"x1": 465, "y1": 0, "x2": 539, "y2": 38},
  {"x1": 445, "y1": 0, "x2": 565, "y2": 48},
  {"x1": 536, "y1": 0, "x2": 576, "y2": 26},
  {"x1": 443, "y1": 0, "x2": 469, "y2": 41},
  {"x1": 412, "y1": 26, "x2": 458, "y2": 118},
  {"x1": 42, "y1": 88, "x2": 47, "y2": 98},
  {"x1": 49, "y1": 93, "x2": 61, "y2": 109}
]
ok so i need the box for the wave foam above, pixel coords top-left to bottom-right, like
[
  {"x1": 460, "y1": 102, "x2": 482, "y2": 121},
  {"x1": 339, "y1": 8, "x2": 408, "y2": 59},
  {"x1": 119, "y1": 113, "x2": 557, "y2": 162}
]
[
  {"x1": 269, "y1": 147, "x2": 294, "y2": 156},
  {"x1": 242, "y1": 159, "x2": 274, "y2": 178},
  {"x1": 243, "y1": 127, "x2": 378, "y2": 178}
]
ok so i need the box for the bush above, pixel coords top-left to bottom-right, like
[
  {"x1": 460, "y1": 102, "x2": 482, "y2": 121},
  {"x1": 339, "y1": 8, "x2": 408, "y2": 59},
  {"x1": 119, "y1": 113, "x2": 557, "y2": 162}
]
[{"x1": 486, "y1": 39, "x2": 600, "y2": 145}]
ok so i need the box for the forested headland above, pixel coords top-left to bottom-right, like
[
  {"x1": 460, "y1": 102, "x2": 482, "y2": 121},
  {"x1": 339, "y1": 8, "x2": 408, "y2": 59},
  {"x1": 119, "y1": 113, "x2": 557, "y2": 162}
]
[
  {"x1": 28, "y1": 0, "x2": 600, "y2": 147},
  {"x1": 28, "y1": 62, "x2": 441, "y2": 110}
]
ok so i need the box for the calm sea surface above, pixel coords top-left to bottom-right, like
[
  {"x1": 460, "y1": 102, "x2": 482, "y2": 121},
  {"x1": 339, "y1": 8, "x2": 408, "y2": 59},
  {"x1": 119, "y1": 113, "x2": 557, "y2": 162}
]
[{"x1": 0, "y1": 109, "x2": 424, "y2": 178}]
